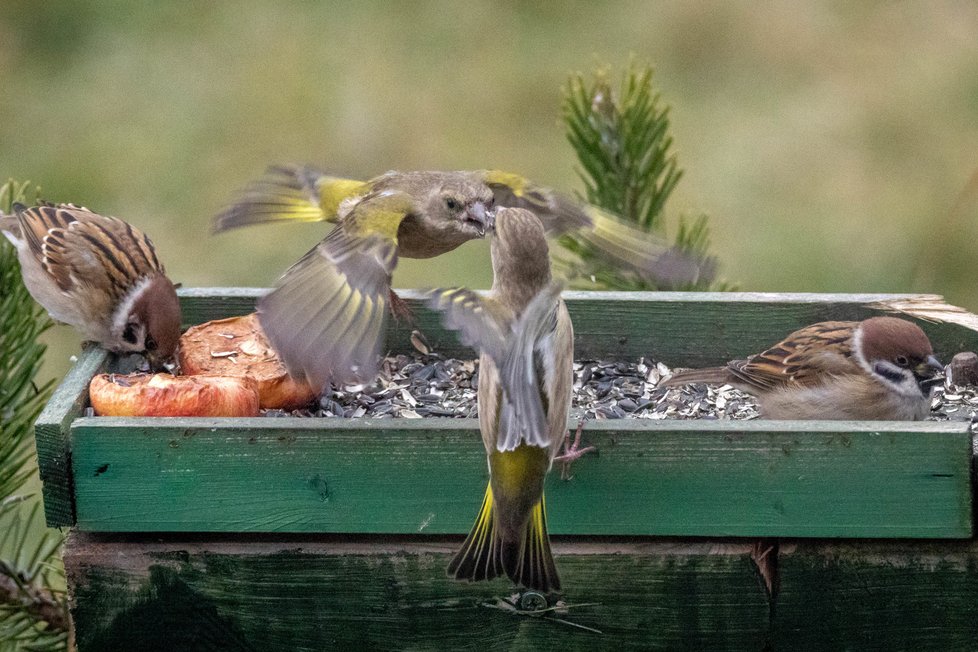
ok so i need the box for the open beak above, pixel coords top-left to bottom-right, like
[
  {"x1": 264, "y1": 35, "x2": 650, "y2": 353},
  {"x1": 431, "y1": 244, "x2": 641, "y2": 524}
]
[
  {"x1": 915, "y1": 355, "x2": 945, "y2": 391},
  {"x1": 464, "y1": 201, "x2": 493, "y2": 236}
]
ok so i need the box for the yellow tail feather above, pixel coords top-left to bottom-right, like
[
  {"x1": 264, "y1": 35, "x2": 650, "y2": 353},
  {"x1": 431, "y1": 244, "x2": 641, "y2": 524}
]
[
  {"x1": 447, "y1": 484, "x2": 560, "y2": 593},
  {"x1": 213, "y1": 165, "x2": 367, "y2": 232}
]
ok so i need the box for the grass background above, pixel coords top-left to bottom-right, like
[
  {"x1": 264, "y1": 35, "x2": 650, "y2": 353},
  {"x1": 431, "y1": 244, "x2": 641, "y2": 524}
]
[{"x1": 2, "y1": 0, "x2": 977, "y2": 387}]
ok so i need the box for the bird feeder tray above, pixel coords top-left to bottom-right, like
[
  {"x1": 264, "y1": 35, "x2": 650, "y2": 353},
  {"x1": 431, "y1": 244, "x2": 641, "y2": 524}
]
[{"x1": 37, "y1": 288, "x2": 978, "y2": 650}]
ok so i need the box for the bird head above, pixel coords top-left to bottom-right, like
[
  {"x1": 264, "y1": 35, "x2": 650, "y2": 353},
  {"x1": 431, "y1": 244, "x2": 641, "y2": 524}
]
[
  {"x1": 855, "y1": 317, "x2": 944, "y2": 397},
  {"x1": 489, "y1": 208, "x2": 552, "y2": 305},
  {"x1": 434, "y1": 182, "x2": 494, "y2": 238},
  {"x1": 119, "y1": 274, "x2": 182, "y2": 371}
]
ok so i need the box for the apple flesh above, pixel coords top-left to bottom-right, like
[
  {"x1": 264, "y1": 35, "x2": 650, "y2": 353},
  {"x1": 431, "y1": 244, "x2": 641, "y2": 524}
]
[{"x1": 89, "y1": 373, "x2": 260, "y2": 417}]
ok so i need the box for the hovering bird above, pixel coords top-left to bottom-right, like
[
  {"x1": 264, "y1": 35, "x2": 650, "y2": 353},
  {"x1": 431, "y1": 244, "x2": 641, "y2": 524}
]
[
  {"x1": 1, "y1": 202, "x2": 181, "y2": 368},
  {"x1": 427, "y1": 207, "x2": 577, "y2": 594},
  {"x1": 662, "y1": 317, "x2": 944, "y2": 420},
  {"x1": 217, "y1": 164, "x2": 704, "y2": 391}
]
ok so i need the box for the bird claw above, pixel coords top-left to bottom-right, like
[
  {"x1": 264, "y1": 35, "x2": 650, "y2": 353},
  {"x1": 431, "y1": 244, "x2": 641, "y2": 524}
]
[
  {"x1": 554, "y1": 418, "x2": 596, "y2": 480},
  {"x1": 388, "y1": 290, "x2": 417, "y2": 325}
]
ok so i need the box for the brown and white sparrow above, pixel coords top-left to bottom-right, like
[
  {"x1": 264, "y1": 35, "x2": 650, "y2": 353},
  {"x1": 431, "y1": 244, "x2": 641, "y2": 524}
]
[
  {"x1": 427, "y1": 207, "x2": 574, "y2": 594},
  {"x1": 1, "y1": 202, "x2": 181, "y2": 368},
  {"x1": 662, "y1": 317, "x2": 945, "y2": 420},
  {"x1": 216, "y1": 165, "x2": 704, "y2": 392}
]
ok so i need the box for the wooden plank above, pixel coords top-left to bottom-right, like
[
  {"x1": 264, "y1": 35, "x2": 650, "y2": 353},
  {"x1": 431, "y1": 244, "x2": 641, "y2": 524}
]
[
  {"x1": 69, "y1": 419, "x2": 972, "y2": 537},
  {"x1": 774, "y1": 540, "x2": 978, "y2": 648},
  {"x1": 33, "y1": 346, "x2": 108, "y2": 527},
  {"x1": 177, "y1": 288, "x2": 978, "y2": 365},
  {"x1": 65, "y1": 532, "x2": 769, "y2": 651},
  {"x1": 177, "y1": 286, "x2": 263, "y2": 327}
]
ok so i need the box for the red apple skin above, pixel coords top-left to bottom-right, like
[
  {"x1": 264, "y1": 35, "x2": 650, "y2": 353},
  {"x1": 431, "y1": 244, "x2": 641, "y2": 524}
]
[
  {"x1": 89, "y1": 373, "x2": 260, "y2": 417},
  {"x1": 179, "y1": 313, "x2": 317, "y2": 410}
]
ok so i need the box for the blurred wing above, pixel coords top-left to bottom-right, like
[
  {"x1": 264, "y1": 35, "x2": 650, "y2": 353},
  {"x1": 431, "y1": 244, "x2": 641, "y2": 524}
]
[
  {"x1": 213, "y1": 164, "x2": 368, "y2": 232},
  {"x1": 257, "y1": 197, "x2": 410, "y2": 391},
  {"x1": 482, "y1": 169, "x2": 592, "y2": 232},
  {"x1": 496, "y1": 282, "x2": 564, "y2": 452},
  {"x1": 481, "y1": 170, "x2": 712, "y2": 288},
  {"x1": 734, "y1": 321, "x2": 859, "y2": 390},
  {"x1": 424, "y1": 287, "x2": 509, "y2": 362},
  {"x1": 570, "y1": 205, "x2": 713, "y2": 288}
]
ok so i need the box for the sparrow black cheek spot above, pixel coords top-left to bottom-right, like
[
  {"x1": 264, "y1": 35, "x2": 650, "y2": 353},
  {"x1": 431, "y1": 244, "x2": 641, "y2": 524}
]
[
  {"x1": 873, "y1": 362, "x2": 905, "y2": 385},
  {"x1": 123, "y1": 322, "x2": 139, "y2": 345}
]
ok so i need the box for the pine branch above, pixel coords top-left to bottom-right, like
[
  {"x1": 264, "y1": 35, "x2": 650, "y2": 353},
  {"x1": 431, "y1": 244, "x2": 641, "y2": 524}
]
[
  {"x1": 560, "y1": 62, "x2": 730, "y2": 290},
  {"x1": 0, "y1": 180, "x2": 68, "y2": 651}
]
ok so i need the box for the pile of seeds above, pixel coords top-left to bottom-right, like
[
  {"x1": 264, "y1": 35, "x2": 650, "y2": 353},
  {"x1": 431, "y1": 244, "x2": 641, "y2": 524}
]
[
  {"x1": 262, "y1": 352, "x2": 976, "y2": 422},
  {"x1": 263, "y1": 353, "x2": 762, "y2": 420},
  {"x1": 930, "y1": 383, "x2": 978, "y2": 422}
]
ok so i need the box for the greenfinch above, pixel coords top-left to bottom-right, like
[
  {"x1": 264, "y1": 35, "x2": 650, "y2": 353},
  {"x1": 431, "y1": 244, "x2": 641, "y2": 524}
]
[
  {"x1": 427, "y1": 207, "x2": 573, "y2": 594},
  {"x1": 216, "y1": 165, "x2": 697, "y2": 390}
]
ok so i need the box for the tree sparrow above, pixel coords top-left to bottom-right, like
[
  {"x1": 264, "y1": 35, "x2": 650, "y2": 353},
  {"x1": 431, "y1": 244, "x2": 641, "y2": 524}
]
[
  {"x1": 1, "y1": 202, "x2": 181, "y2": 368},
  {"x1": 215, "y1": 165, "x2": 706, "y2": 392},
  {"x1": 427, "y1": 208, "x2": 574, "y2": 594},
  {"x1": 663, "y1": 317, "x2": 945, "y2": 420}
]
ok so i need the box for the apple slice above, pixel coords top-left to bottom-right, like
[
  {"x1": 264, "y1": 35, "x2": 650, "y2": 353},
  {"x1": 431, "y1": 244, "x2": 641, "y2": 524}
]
[
  {"x1": 179, "y1": 313, "x2": 317, "y2": 410},
  {"x1": 90, "y1": 373, "x2": 260, "y2": 417}
]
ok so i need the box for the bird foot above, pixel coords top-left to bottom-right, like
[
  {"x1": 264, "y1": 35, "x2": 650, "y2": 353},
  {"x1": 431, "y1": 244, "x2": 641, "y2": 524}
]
[
  {"x1": 389, "y1": 290, "x2": 416, "y2": 325},
  {"x1": 554, "y1": 418, "x2": 596, "y2": 480}
]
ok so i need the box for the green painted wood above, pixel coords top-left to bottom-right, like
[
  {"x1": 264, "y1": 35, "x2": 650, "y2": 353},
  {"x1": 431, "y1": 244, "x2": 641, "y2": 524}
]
[
  {"x1": 774, "y1": 540, "x2": 978, "y2": 649},
  {"x1": 33, "y1": 345, "x2": 108, "y2": 527},
  {"x1": 65, "y1": 532, "x2": 769, "y2": 651},
  {"x1": 69, "y1": 418, "x2": 972, "y2": 537},
  {"x1": 37, "y1": 289, "x2": 978, "y2": 531},
  {"x1": 177, "y1": 288, "x2": 978, "y2": 365}
]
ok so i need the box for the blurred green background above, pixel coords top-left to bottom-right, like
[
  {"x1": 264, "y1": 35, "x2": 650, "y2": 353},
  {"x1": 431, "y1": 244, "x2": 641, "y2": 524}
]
[{"x1": 2, "y1": 1, "x2": 977, "y2": 385}]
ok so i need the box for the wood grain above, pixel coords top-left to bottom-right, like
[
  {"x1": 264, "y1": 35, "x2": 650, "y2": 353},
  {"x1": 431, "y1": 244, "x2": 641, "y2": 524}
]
[
  {"x1": 33, "y1": 345, "x2": 107, "y2": 527},
  {"x1": 65, "y1": 532, "x2": 769, "y2": 651},
  {"x1": 177, "y1": 288, "x2": 978, "y2": 364},
  {"x1": 775, "y1": 540, "x2": 978, "y2": 648},
  {"x1": 70, "y1": 418, "x2": 972, "y2": 537}
]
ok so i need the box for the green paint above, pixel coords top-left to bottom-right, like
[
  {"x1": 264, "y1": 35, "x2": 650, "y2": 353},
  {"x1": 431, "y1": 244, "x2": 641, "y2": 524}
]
[
  {"x1": 70, "y1": 419, "x2": 971, "y2": 537},
  {"x1": 67, "y1": 533, "x2": 768, "y2": 651},
  {"x1": 35, "y1": 290, "x2": 978, "y2": 533},
  {"x1": 177, "y1": 288, "x2": 978, "y2": 363},
  {"x1": 33, "y1": 345, "x2": 107, "y2": 527},
  {"x1": 775, "y1": 541, "x2": 978, "y2": 649}
]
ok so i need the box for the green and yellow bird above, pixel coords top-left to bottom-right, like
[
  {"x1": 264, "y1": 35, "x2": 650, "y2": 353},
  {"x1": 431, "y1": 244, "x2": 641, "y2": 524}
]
[
  {"x1": 215, "y1": 164, "x2": 698, "y2": 391},
  {"x1": 427, "y1": 207, "x2": 574, "y2": 594}
]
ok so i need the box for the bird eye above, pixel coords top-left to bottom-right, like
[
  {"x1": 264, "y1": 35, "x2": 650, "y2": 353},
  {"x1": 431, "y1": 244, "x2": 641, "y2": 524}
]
[
  {"x1": 123, "y1": 323, "x2": 139, "y2": 345},
  {"x1": 145, "y1": 336, "x2": 157, "y2": 351},
  {"x1": 895, "y1": 355, "x2": 909, "y2": 366},
  {"x1": 445, "y1": 197, "x2": 459, "y2": 211}
]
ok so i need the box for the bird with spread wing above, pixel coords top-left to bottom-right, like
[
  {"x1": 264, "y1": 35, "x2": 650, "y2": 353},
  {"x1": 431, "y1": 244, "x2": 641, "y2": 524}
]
[{"x1": 215, "y1": 164, "x2": 705, "y2": 391}]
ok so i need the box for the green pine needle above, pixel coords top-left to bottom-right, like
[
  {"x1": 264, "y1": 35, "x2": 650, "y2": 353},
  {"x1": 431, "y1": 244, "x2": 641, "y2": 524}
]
[
  {"x1": 0, "y1": 180, "x2": 67, "y2": 651},
  {"x1": 560, "y1": 62, "x2": 731, "y2": 290}
]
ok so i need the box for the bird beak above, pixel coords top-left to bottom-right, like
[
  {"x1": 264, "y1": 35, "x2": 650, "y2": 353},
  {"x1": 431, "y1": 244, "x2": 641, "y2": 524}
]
[
  {"x1": 464, "y1": 201, "x2": 492, "y2": 237},
  {"x1": 145, "y1": 351, "x2": 176, "y2": 374},
  {"x1": 915, "y1": 355, "x2": 945, "y2": 390}
]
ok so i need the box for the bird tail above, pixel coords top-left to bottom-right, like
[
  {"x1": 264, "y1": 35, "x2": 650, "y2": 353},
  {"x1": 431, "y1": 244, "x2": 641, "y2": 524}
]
[
  {"x1": 659, "y1": 366, "x2": 733, "y2": 388},
  {"x1": 447, "y1": 484, "x2": 561, "y2": 594},
  {"x1": 212, "y1": 164, "x2": 367, "y2": 232}
]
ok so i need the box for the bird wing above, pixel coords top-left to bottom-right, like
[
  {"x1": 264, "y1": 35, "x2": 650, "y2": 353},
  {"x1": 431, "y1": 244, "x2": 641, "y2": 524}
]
[
  {"x1": 425, "y1": 287, "x2": 510, "y2": 362},
  {"x1": 496, "y1": 282, "x2": 565, "y2": 452},
  {"x1": 732, "y1": 321, "x2": 859, "y2": 391},
  {"x1": 13, "y1": 202, "x2": 164, "y2": 296},
  {"x1": 480, "y1": 170, "x2": 712, "y2": 289},
  {"x1": 257, "y1": 191, "x2": 413, "y2": 391},
  {"x1": 428, "y1": 281, "x2": 565, "y2": 452},
  {"x1": 212, "y1": 164, "x2": 369, "y2": 232}
]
